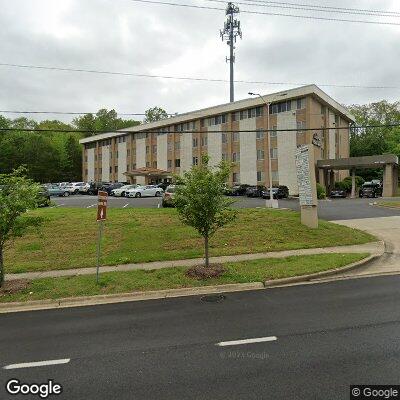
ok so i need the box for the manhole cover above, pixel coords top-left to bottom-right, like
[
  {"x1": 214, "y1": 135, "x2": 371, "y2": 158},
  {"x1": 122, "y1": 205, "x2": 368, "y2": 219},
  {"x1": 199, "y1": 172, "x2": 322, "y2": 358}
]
[{"x1": 201, "y1": 294, "x2": 226, "y2": 303}]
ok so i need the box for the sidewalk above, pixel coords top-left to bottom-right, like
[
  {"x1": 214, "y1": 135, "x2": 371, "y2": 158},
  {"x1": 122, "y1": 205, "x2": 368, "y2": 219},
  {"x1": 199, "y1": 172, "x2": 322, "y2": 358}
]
[
  {"x1": 5, "y1": 241, "x2": 383, "y2": 281},
  {"x1": 330, "y1": 216, "x2": 400, "y2": 278}
]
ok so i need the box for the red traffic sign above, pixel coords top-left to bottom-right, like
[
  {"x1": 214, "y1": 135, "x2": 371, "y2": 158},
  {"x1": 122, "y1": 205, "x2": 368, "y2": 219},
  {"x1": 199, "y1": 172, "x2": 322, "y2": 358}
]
[{"x1": 97, "y1": 191, "x2": 108, "y2": 221}]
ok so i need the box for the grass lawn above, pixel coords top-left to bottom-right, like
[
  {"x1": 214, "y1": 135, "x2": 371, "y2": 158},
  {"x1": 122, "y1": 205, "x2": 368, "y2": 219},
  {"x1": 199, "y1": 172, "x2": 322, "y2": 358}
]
[
  {"x1": 377, "y1": 201, "x2": 400, "y2": 208},
  {"x1": 5, "y1": 208, "x2": 375, "y2": 274},
  {"x1": 0, "y1": 253, "x2": 368, "y2": 303}
]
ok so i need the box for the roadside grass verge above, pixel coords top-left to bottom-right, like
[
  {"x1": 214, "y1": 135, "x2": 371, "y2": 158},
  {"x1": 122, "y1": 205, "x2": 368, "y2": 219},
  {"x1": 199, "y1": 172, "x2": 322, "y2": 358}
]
[
  {"x1": 6, "y1": 208, "x2": 375, "y2": 274},
  {"x1": 376, "y1": 201, "x2": 400, "y2": 209},
  {"x1": 0, "y1": 253, "x2": 368, "y2": 303}
]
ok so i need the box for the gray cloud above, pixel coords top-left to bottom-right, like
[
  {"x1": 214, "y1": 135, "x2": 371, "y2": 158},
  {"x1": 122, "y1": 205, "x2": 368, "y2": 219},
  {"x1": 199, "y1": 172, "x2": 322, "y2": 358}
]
[{"x1": 1, "y1": 0, "x2": 400, "y2": 123}]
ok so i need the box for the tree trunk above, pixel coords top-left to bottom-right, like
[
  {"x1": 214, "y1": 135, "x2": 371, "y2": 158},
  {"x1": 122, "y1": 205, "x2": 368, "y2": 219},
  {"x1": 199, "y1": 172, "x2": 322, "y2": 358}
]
[
  {"x1": 0, "y1": 245, "x2": 3, "y2": 287},
  {"x1": 204, "y1": 234, "x2": 209, "y2": 268}
]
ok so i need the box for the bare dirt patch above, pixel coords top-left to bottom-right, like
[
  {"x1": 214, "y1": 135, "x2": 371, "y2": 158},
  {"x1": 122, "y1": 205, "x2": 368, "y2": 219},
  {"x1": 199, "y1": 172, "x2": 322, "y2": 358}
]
[
  {"x1": 186, "y1": 264, "x2": 226, "y2": 280},
  {"x1": 0, "y1": 279, "x2": 30, "y2": 296}
]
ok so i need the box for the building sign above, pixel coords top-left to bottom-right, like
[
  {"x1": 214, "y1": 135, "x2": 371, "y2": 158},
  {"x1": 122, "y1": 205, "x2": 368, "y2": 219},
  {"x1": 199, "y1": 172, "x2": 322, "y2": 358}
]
[
  {"x1": 312, "y1": 132, "x2": 322, "y2": 147},
  {"x1": 295, "y1": 145, "x2": 317, "y2": 207},
  {"x1": 97, "y1": 191, "x2": 108, "y2": 221}
]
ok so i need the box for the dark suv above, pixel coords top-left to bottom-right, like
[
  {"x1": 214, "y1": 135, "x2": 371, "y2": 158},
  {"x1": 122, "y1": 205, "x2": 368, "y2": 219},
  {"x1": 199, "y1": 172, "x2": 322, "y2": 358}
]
[
  {"x1": 261, "y1": 186, "x2": 289, "y2": 199},
  {"x1": 359, "y1": 182, "x2": 382, "y2": 198},
  {"x1": 225, "y1": 184, "x2": 251, "y2": 196},
  {"x1": 246, "y1": 185, "x2": 266, "y2": 198}
]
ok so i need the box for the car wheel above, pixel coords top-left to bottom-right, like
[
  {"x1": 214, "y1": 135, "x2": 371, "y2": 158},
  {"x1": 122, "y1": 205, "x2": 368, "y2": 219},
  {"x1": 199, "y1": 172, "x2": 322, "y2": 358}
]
[
  {"x1": 135, "y1": 192, "x2": 141, "y2": 198},
  {"x1": 121, "y1": 192, "x2": 125, "y2": 197},
  {"x1": 64, "y1": 191, "x2": 70, "y2": 197},
  {"x1": 155, "y1": 191, "x2": 161, "y2": 197}
]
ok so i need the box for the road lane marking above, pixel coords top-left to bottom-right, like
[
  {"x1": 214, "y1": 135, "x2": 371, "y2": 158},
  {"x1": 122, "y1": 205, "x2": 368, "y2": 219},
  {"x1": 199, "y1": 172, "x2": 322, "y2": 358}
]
[
  {"x1": 123, "y1": 203, "x2": 129, "y2": 208},
  {"x1": 216, "y1": 336, "x2": 277, "y2": 347},
  {"x1": 86, "y1": 204, "x2": 96, "y2": 208},
  {"x1": 56, "y1": 204, "x2": 65, "y2": 207},
  {"x1": 3, "y1": 358, "x2": 70, "y2": 370}
]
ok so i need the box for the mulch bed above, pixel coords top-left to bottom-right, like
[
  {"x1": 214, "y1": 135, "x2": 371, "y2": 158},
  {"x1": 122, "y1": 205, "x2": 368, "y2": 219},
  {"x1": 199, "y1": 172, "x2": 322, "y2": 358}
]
[
  {"x1": 0, "y1": 279, "x2": 30, "y2": 296},
  {"x1": 186, "y1": 264, "x2": 226, "y2": 280}
]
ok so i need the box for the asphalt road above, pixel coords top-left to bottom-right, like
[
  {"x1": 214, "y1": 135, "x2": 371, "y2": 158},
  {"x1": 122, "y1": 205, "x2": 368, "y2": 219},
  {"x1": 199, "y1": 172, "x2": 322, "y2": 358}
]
[
  {"x1": 1, "y1": 275, "x2": 400, "y2": 399},
  {"x1": 50, "y1": 194, "x2": 400, "y2": 220}
]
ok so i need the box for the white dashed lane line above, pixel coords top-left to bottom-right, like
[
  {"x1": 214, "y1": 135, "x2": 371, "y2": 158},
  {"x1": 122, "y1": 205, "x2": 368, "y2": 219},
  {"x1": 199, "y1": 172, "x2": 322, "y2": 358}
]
[
  {"x1": 123, "y1": 203, "x2": 129, "y2": 208},
  {"x1": 3, "y1": 359, "x2": 71, "y2": 370},
  {"x1": 216, "y1": 336, "x2": 278, "y2": 347},
  {"x1": 86, "y1": 204, "x2": 96, "y2": 209}
]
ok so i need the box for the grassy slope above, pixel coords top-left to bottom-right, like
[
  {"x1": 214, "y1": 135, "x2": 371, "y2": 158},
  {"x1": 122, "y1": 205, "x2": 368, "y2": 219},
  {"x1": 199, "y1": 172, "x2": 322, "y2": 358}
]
[
  {"x1": 5, "y1": 208, "x2": 375, "y2": 273},
  {"x1": 0, "y1": 253, "x2": 368, "y2": 303}
]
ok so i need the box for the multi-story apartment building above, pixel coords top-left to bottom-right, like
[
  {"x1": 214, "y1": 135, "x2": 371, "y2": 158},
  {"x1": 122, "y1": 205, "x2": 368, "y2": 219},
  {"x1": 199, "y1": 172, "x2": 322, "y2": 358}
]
[{"x1": 79, "y1": 84, "x2": 354, "y2": 194}]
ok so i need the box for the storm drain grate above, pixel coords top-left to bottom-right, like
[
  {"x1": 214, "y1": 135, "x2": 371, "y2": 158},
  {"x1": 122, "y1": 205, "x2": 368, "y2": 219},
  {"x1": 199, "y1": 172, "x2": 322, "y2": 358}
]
[{"x1": 201, "y1": 294, "x2": 226, "y2": 303}]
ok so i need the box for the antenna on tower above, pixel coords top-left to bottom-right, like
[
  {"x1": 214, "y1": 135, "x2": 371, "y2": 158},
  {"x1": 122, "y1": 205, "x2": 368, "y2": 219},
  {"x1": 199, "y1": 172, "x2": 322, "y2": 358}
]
[{"x1": 220, "y1": 2, "x2": 242, "y2": 103}]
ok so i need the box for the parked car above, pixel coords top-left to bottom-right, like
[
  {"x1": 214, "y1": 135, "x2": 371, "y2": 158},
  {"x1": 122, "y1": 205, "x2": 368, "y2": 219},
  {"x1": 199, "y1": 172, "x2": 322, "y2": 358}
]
[
  {"x1": 87, "y1": 182, "x2": 107, "y2": 195},
  {"x1": 79, "y1": 183, "x2": 90, "y2": 194},
  {"x1": 47, "y1": 184, "x2": 70, "y2": 197},
  {"x1": 226, "y1": 184, "x2": 251, "y2": 196},
  {"x1": 126, "y1": 185, "x2": 164, "y2": 198},
  {"x1": 65, "y1": 182, "x2": 86, "y2": 194},
  {"x1": 156, "y1": 182, "x2": 170, "y2": 191},
  {"x1": 329, "y1": 189, "x2": 347, "y2": 198},
  {"x1": 103, "y1": 182, "x2": 125, "y2": 195},
  {"x1": 246, "y1": 185, "x2": 266, "y2": 198},
  {"x1": 359, "y1": 182, "x2": 382, "y2": 198},
  {"x1": 111, "y1": 184, "x2": 139, "y2": 197},
  {"x1": 371, "y1": 179, "x2": 383, "y2": 189},
  {"x1": 162, "y1": 185, "x2": 177, "y2": 207},
  {"x1": 37, "y1": 186, "x2": 51, "y2": 207},
  {"x1": 262, "y1": 186, "x2": 289, "y2": 199}
]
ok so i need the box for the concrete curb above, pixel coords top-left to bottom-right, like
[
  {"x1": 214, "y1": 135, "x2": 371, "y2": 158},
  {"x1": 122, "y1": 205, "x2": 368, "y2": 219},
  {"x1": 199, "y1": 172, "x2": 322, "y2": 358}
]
[
  {"x1": 0, "y1": 282, "x2": 264, "y2": 314},
  {"x1": 264, "y1": 253, "x2": 381, "y2": 287}
]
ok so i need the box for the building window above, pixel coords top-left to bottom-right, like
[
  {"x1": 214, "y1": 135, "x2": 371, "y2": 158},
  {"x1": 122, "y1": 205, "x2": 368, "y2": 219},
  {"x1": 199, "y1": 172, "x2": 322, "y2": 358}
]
[
  {"x1": 118, "y1": 136, "x2": 126, "y2": 143},
  {"x1": 232, "y1": 152, "x2": 240, "y2": 162},
  {"x1": 116, "y1": 151, "x2": 119, "y2": 159},
  {"x1": 127, "y1": 149, "x2": 130, "y2": 156},
  {"x1": 115, "y1": 166, "x2": 118, "y2": 173},
  {"x1": 270, "y1": 148, "x2": 278, "y2": 159},
  {"x1": 240, "y1": 110, "x2": 248, "y2": 120},
  {"x1": 256, "y1": 129, "x2": 264, "y2": 140},
  {"x1": 175, "y1": 159, "x2": 181, "y2": 167},
  {"x1": 232, "y1": 132, "x2": 239, "y2": 142},
  {"x1": 257, "y1": 149, "x2": 265, "y2": 160},
  {"x1": 257, "y1": 171, "x2": 265, "y2": 182},
  {"x1": 233, "y1": 172, "x2": 240, "y2": 183},
  {"x1": 152, "y1": 145, "x2": 157, "y2": 153},
  {"x1": 127, "y1": 164, "x2": 130, "y2": 171},
  {"x1": 222, "y1": 153, "x2": 229, "y2": 161},
  {"x1": 272, "y1": 171, "x2": 279, "y2": 182},
  {"x1": 270, "y1": 126, "x2": 277, "y2": 138},
  {"x1": 296, "y1": 98, "x2": 306, "y2": 110},
  {"x1": 99, "y1": 153, "x2": 102, "y2": 160},
  {"x1": 146, "y1": 162, "x2": 150, "y2": 167},
  {"x1": 192, "y1": 137, "x2": 198, "y2": 148},
  {"x1": 109, "y1": 166, "x2": 112, "y2": 173},
  {"x1": 152, "y1": 161, "x2": 157, "y2": 168},
  {"x1": 222, "y1": 133, "x2": 227, "y2": 144},
  {"x1": 174, "y1": 142, "x2": 180, "y2": 150},
  {"x1": 270, "y1": 100, "x2": 292, "y2": 114},
  {"x1": 168, "y1": 142, "x2": 173, "y2": 151},
  {"x1": 192, "y1": 156, "x2": 198, "y2": 166},
  {"x1": 201, "y1": 136, "x2": 208, "y2": 146},
  {"x1": 99, "y1": 167, "x2": 102, "y2": 174},
  {"x1": 167, "y1": 159, "x2": 172, "y2": 168},
  {"x1": 256, "y1": 106, "x2": 263, "y2": 117},
  {"x1": 146, "y1": 146, "x2": 149, "y2": 153}
]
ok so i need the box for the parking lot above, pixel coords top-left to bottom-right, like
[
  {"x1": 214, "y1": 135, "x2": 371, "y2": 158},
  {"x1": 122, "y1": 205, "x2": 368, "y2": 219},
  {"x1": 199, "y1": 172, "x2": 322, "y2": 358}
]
[{"x1": 49, "y1": 194, "x2": 400, "y2": 221}]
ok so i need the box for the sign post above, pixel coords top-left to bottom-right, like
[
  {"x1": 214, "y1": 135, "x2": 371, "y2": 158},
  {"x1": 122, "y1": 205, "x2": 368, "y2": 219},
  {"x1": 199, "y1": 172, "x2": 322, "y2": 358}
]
[
  {"x1": 295, "y1": 145, "x2": 318, "y2": 228},
  {"x1": 96, "y1": 191, "x2": 108, "y2": 284}
]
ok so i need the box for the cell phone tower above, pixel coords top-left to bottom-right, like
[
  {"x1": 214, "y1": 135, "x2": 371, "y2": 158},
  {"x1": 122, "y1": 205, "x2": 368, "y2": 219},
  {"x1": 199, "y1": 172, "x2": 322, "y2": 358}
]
[{"x1": 220, "y1": 2, "x2": 242, "y2": 103}]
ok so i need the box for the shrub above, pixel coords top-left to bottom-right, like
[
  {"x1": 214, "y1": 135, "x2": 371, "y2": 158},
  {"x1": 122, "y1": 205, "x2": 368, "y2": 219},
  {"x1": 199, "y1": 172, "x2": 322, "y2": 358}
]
[{"x1": 316, "y1": 183, "x2": 326, "y2": 199}]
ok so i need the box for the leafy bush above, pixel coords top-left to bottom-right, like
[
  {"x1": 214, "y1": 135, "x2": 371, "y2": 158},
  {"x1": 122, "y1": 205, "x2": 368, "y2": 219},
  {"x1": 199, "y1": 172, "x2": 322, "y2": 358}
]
[
  {"x1": 316, "y1": 183, "x2": 326, "y2": 199},
  {"x1": 343, "y1": 175, "x2": 364, "y2": 187},
  {"x1": 335, "y1": 176, "x2": 364, "y2": 193}
]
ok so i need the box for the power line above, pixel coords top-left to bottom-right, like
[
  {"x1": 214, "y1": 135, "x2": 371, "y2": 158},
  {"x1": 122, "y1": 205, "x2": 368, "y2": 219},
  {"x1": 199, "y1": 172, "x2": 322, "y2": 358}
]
[
  {"x1": 0, "y1": 62, "x2": 398, "y2": 90},
  {"x1": 0, "y1": 110, "x2": 174, "y2": 116},
  {"x1": 129, "y1": 0, "x2": 400, "y2": 26},
  {"x1": 0, "y1": 124, "x2": 398, "y2": 135},
  {"x1": 242, "y1": 0, "x2": 400, "y2": 17}
]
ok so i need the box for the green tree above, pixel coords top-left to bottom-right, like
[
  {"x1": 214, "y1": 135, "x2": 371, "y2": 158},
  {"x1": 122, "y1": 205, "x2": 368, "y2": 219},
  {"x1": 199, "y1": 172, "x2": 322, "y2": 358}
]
[
  {"x1": 0, "y1": 167, "x2": 44, "y2": 286},
  {"x1": 63, "y1": 135, "x2": 82, "y2": 181},
  {"x1": 174, "y1": 156, "x2": 236, "y2": 268},
  {"x1": 144, "y1": 106, "x2": 169, "y2": 123}
]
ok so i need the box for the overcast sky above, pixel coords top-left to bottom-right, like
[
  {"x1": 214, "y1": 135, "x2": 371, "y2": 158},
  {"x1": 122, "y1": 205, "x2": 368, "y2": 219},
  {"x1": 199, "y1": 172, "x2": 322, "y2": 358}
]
[{"x1": 1, "y1": 0, "x2": 400, "y2": 122}]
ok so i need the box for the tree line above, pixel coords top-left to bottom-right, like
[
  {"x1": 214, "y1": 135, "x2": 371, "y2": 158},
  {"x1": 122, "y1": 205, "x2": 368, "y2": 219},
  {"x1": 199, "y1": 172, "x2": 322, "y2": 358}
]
[{"x1": 0, "y1": 107, "x2": 168, "y2": 183}]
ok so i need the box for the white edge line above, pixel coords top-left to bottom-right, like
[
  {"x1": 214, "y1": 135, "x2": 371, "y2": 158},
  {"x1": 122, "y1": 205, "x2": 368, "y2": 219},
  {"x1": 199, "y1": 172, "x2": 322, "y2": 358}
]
[
  {"x1": 123, "y1": 203, "x2": 129, "y2": 208},
  {"x1": 3, "y1": 358, "x2": 70, "y2": 370},
  {"x1": 216, "y1": 336, "x2": 277, "y2": 347}
]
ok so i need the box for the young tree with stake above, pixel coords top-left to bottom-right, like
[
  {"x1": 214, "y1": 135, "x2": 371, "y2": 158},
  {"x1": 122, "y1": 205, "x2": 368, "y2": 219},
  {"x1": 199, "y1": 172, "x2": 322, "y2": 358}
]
[
  {"x1": 174, "y1": 155, "x2": 236, "y2": 269},
  {"x1": 0, "y1": 167, "x2": 44, "y2": 286}
]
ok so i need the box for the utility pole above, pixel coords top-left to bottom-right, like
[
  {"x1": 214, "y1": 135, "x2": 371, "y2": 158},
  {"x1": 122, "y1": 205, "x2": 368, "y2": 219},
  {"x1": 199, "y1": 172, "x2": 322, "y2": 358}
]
[{"x1": 220, "y1": 2, "x2": 242, "y2": 103}]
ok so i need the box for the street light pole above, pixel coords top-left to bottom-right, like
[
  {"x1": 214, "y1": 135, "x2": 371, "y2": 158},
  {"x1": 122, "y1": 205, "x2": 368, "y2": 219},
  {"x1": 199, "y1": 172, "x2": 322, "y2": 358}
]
[{"x1": 248, "y1": 92, "x2": 285, "y2": 208}]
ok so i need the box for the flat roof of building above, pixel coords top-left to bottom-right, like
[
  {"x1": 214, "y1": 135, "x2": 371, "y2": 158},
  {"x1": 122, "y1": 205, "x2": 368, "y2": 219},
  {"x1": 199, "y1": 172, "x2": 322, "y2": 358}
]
[
  {"x1": 317, "y1": 154, "x2": 399, "y2": 170},
  {"x1": 80, "y1": 84, "x2": 355, "y2": 144}
]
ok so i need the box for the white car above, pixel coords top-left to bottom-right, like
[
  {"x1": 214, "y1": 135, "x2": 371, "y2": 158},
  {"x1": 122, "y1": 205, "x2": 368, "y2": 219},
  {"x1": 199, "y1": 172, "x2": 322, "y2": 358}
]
[
  {"x1": 111, "y1": 184, "x2": 140, "y2": 197},
  {"x1": 126, "y1": 185, "x2": 164, "y2": 198},
  {"x1": 65, "y1": 182, "x2": 86, "y2": 194}
]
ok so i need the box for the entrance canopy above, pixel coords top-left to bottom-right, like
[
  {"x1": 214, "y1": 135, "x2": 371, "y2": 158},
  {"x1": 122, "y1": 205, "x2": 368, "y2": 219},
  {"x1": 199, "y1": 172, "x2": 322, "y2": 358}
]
[
  {"x1": 317, "y1": 154, "x2": 398, "y2": 170},
  {"x1": 124, "y1": 167, "x2": 172, "y2": 184}
]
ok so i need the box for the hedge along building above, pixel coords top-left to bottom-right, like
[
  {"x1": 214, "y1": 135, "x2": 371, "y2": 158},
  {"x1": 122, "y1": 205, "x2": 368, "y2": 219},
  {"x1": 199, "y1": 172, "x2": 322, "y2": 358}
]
[{"x1": 79, "y1": 84, "x2": 354, "y2": 194}]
